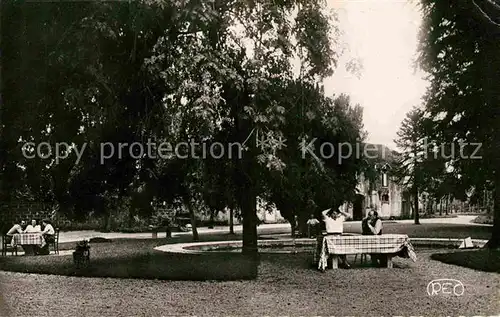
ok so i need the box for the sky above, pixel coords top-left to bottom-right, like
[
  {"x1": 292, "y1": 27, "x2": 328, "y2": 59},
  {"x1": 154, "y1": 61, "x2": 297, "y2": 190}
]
[{"x1": 324, "y1": 0, "x2": 428, "y2": 149}]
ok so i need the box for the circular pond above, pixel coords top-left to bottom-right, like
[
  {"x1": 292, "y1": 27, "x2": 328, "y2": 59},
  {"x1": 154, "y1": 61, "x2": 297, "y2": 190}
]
[{"x1": 154, "y1": 236, "x2": 487, "y2": 254}]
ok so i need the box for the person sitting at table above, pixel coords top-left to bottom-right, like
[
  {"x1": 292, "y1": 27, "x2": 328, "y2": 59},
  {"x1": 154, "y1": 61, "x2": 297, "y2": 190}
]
[
  {"x1": 362, "y1": 211, "x2": 372, "y2": 235},
  {"x1": 5, "y1": 220, "x2": 26, "y2": 245},
  {"x1": 6, "y1": 220, "x2": 26, "y2": 236},
  {"x1": 24, "y1": 219, "x2": 41, "y2": 233},
  {"x1": 362, "y1": 210, "x2": 385, "y2": 266},
  {"x1": 38, "y1": 219, "x2": 55, "y2": 255},
  {"x1": 322, "y1": 207, "x2": 351, "y2": 269}
]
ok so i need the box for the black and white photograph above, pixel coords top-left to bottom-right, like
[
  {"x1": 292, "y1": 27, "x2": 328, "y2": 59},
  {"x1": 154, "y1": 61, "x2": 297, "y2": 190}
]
[{"x1": 0, "y1": 0, "x2": 499, "y2": 316}]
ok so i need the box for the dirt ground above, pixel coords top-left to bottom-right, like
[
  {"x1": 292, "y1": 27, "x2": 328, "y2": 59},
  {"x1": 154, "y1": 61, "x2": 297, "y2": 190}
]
[{"x1": 0, "y1": 250, "x2": 498, "y2": 316}]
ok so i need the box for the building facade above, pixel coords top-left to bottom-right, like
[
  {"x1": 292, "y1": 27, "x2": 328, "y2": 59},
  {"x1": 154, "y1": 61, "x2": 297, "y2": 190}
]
[{"x1": 341, "y1": 166, "x2": 410, "y2": 220}]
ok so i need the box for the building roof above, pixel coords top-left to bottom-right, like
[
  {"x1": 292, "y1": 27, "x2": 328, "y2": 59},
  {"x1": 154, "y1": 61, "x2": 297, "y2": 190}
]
[{"x1": 363, "y1": 143, "x2": 399, "y2": 164}]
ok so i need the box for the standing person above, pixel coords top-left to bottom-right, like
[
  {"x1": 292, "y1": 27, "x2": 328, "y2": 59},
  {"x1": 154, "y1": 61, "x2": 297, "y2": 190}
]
[
  {"x1": 322, "y1": 207, "x2": 351, "y2": 269},
  {"x1": 306, "y1": 214, "x2": 320, "y2": 238}
]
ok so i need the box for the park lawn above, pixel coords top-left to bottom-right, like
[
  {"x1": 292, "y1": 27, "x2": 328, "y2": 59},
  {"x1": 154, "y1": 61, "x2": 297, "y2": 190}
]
[
  {"x1": 258, "y1": 222, "x2": 492, "y2": 240},
  {"x1": 431, "y1": 249, "x2": 500, "y2": 273},
  {"x1": 0, "y1": 234, "x2": 258, "y2": 281},
  {"x1": 343, "y1": 222, "x2": 492, "y2": 240},
  {"x1": 0, "y1": 222, "x2": 494, "y2": 280},
  {"x1": 3, "y1": 248, "x2": 499, "y2": 316}
]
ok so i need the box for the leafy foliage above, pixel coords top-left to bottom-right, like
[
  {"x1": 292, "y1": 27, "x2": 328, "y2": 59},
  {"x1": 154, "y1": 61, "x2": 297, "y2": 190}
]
[{"x1": 417, "y1": 0, "x2": 500, "y2": 245}]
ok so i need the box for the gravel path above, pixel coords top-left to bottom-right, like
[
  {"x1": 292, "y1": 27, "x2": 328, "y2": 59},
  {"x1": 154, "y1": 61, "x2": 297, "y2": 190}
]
[{"x1": 0, "y1": 250, "x2": 499, "y2": 316}]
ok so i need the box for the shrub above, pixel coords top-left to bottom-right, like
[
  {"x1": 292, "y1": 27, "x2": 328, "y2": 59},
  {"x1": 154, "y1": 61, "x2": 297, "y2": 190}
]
[{"x1": 473, "y1": 215, "x2": 493, "y2": 225}]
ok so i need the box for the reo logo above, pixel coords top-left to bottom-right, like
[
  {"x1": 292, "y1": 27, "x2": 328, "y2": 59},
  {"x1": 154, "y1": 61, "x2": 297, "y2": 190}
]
[{"x1": 427, "y1": 279, "x2": 464, "y2": 296}]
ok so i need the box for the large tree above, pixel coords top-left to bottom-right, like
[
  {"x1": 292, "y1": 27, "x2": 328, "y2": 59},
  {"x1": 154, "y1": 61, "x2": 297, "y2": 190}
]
[
  {"x1": 263, "y1": 83, "x2": 365, "y2": 236},
  {"x1": 146, "y1": 0, "x2": 338, "y2": 255},
  {"x1": 2, "y1": 0, "x2": 357, "y2": 257},
  {"x1": 394, "y1": 107, "x2": 426, "y2": 224},
  {"x1": 418, "y1": 0, "x2": 500, "y2": 247}
]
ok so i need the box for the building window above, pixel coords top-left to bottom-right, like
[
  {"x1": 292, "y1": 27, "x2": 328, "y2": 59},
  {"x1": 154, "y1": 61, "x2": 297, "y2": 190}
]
[
  {"x1": 382, "y1": 173, "x2": 388, "y2": 187},
  {"x1": 382, "y1": 194, "x2": 389, "y2": 203}
]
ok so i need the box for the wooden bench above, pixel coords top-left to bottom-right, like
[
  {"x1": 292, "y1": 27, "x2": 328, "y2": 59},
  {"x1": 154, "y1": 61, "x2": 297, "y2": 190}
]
[{"x1": 151, "y1": 226, "x2": 172, "y2": 239}]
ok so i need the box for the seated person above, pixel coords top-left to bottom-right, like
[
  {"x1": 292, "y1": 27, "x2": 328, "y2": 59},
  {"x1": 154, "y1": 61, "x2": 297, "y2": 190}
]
[
  {"x1": 306, "y1": 214, "x2": 320, "y2": 238},
  {"x1": 361, "y1": 212, "x2": 372, "y2": 235},
  {"x1": 24, "y1": 219, "x2": 41, "y2": 233},
  {"x1": 363, "y1": 211, "x2": 385, "y2": 266},
  {"x1": 5, "y1": 221, "x2": 26, "y2": 244},
  {"x1": 6, "y1": 220, "x2": 26, "y2": 236},
  {"x1": 38, "y1": 219, "x2": 55, "y2": 255},
  {"x1": 41, "y1": 219, "x2": 55, "y2": 242}
]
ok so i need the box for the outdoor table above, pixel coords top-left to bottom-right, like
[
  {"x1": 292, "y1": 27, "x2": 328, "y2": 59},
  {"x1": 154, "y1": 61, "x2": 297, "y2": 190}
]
[
  {"x1": 315, "y1": 234, "x2": 417, "y2": 270},
  {"x1": 10, "y1": 233, "x2": 46, "y2": 255}
]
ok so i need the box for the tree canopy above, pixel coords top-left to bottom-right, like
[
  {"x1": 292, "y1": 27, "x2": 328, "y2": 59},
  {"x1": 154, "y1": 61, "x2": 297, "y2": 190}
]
[
  {"x1": 417, "y1": 0, "x2": 500, "y2": 247},
  {"x1": 2, "y1": 0, "x2": 367, "y2": 252}
]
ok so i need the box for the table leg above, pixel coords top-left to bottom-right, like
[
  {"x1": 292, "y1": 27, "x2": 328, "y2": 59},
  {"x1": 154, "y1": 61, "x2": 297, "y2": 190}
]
[
  {"x1": 386, "y1": 255, "x2": 393, "y2": 268},
  {"x1": 331, "y1": 255, "x2": 339, "y2": 269}
]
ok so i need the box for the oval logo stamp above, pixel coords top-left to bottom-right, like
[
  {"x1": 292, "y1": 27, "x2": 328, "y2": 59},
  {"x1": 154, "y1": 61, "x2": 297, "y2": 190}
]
[{"x1": 427, "y1": 279, "x2": 464, "y2": 296}]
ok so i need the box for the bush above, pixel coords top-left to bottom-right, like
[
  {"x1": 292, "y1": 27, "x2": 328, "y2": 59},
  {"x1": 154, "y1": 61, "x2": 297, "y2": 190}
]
[
  {"x1": 58, "y1": 222, "x2": 103, "y2": 232},
  {"x1": 473, "y1": 215, "x2": 493, "y2": 224},
  {"x1": 420, "y1": 213, "x2": 457, "y2": 219},
  {"x1": 117, "y1": 226, "x2": 153, "y2": 233}
]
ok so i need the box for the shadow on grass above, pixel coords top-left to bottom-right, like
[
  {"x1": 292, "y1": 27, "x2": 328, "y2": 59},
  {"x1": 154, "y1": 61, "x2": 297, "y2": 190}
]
[
  {"x1": 0, "y1": 239, "x2": 258, "y2": 281},
  {"x1": 431, "y1": 249, "x2": 500, "y2": 273}
]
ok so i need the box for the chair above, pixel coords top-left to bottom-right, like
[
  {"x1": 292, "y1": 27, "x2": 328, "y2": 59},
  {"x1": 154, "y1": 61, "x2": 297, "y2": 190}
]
[
  {"x1": 49, "y1": 228, "x2": 60, "y2": 255},
  {"x1": 1, "y1": 235, "x2": 18, "y2": 256}
]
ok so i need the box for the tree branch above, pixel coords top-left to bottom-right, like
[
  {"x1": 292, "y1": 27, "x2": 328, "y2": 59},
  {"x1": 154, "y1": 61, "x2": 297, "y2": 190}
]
[
  {"x1": 485, "y1": 0, "x2": 500, "y2": 13},
  {"x1": 471, "y1": 0, "x2": 500, "y2": 29}
]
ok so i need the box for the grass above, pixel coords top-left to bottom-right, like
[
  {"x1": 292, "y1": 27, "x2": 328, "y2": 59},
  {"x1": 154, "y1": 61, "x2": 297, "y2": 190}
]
[
  {"x1": 3, "y1": 248, "x2": 499, "y2": 316},
  {"x1": 431, "y1": 249, "x2": 500, "y2": 273},
  {"x1": 0, "y1": 222, "x2": 495, "y2": 280},
  {"x1": 343, "y1": 222, "x2": 492, "y2": 240},
  {"x1": 0, "y1": 234, "x2": 257, "y2": 281}
]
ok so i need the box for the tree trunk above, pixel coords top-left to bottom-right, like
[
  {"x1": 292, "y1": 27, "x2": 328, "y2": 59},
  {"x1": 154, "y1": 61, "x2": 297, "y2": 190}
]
[
  {"x1": 439, "y1": 198, "x2": 443, "y2": 216},
  {"x1": 484, "y1": 33, "x2": 500, "y2": 248},
  {"x1": 486, "y1": 182, "x2": 500, "y2": 248},
  {"x1": 414, "y1": 186, "x2": 420, "y2": 224},
  {"x1": 241, "y1": 188, "x2": 258, "y2": 256},
  {"x1": 208, "y1": 210, "x2": 215, "y2": 229},
  {"x1": 297, "y1": 213, "x2": 308, "y2": 237},
  {"x1": 445, "y1": 196, "x2": 449, "y2": 215},
  {"x1": 229, "y1": 207, "x2": 234, "y2": 234},
  {"x1": 128, "y1": 205, "x2": 135, "y2": 228},
  {"x1": 104, "y1": 210, "x2": 112, "y2": 232},
  {"x1": 183, "y1": 196, "x2": 199, "y2": 241}
]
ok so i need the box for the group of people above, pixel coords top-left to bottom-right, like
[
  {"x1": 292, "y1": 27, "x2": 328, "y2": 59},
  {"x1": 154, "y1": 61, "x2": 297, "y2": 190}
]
[
  {"x1": 5, "y1": 219, "x2": 56, "y2": 255},
  {"x1": 307, "y1": 206, "x2": 384, "y2": 269}
]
